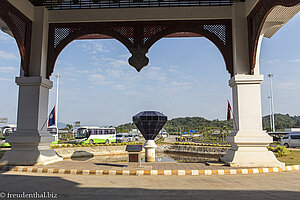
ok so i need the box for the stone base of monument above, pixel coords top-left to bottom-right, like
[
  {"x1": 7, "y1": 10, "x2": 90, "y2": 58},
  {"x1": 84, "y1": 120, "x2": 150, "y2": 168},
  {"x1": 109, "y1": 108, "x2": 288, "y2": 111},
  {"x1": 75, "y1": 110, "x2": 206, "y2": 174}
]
[{"x1": 144, "y1": 140, "x2": 157, "y2": 162}]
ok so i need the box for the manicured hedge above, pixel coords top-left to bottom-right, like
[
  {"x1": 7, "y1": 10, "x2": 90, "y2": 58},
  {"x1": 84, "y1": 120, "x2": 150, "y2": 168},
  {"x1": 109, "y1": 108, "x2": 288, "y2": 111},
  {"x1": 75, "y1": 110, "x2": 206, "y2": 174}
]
[
  {"x1": 50, "y1": 141, "x2": 144, "y2": 148},
  {"x1": 172, "y1": 142, "x2": 231, "y2": 147},
  {"x1": 267, "y1": 146, "x2": 290, "y2": 157}
]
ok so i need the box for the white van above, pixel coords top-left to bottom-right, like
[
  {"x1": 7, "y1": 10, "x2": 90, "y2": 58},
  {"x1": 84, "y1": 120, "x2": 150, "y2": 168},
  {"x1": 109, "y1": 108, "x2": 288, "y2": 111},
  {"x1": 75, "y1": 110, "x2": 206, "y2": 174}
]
[
  {"x1": 280, "y1": 133, "x2": 300, "y2": 148},
  {"x1": 116, "y1": 133, "x2": 129, "y2": 143}
]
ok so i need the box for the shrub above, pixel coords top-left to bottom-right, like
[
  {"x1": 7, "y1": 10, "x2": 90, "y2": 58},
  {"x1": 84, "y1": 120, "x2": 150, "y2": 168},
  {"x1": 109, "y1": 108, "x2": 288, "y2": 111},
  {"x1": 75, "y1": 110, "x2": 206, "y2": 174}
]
[{"x1": 268, "y1": 146, "x2": 290, "y2": 157}]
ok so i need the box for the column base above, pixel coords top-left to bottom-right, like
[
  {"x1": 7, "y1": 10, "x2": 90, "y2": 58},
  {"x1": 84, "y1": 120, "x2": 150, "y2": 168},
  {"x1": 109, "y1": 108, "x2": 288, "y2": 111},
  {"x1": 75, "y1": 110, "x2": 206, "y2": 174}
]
[
  {"x1": 0, "y1": 149, "x2": 63, "y2": 166},
  {"x1": 222, "y1": 131, "x2": 285, "y2": 168},
  {"x1": 144, "y1": 140, "x2": 157, "y2": 162},
  {"x1": 0, "y1": 130, "x2": 63, "y2": 166}
]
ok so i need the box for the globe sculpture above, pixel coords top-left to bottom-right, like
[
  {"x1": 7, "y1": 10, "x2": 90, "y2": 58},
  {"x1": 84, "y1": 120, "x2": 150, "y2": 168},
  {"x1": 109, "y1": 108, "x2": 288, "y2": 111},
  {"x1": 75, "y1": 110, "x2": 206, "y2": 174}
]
[{"x1": 133, "y1": 111, "x2": 167, "y2": 162}]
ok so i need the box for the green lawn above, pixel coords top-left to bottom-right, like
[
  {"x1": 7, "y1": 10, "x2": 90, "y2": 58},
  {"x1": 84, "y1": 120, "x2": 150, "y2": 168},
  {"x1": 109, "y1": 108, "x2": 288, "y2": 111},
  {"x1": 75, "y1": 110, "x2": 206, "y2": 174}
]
[{"x1": 278, "y1": 150, "x2": 300, "y2": 165}]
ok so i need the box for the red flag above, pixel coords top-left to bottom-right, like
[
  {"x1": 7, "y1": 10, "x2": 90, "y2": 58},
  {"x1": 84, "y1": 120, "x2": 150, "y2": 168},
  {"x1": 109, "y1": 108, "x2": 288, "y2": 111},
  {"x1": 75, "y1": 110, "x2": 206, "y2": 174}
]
[{"x1": 227, "y1": 101, "x2": 231, "y2": 121}]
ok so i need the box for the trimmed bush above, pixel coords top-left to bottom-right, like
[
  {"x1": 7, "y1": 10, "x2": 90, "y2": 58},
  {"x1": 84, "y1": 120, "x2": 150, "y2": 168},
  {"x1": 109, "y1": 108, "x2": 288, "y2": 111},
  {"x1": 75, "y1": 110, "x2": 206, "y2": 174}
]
[
  {"x1": 268, "y1": 146, "x2": 290, "y2": 157},
  {"x1": 171, "y1": 142, "x2": 230, "y2": 147}
]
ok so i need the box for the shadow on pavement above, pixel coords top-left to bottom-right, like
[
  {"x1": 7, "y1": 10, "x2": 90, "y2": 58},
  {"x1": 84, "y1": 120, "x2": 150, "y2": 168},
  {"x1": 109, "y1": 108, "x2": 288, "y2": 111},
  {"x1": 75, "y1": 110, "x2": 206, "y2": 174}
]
[
  {"x1": 94, "y1": 163, "x2": 127, "y2": 167},
  {"x1": 71, "y1": 151, "x2": 94, "y2": 161},
  {"x1": 0, "y1": 173, "x2": 299, "y2": 200}
]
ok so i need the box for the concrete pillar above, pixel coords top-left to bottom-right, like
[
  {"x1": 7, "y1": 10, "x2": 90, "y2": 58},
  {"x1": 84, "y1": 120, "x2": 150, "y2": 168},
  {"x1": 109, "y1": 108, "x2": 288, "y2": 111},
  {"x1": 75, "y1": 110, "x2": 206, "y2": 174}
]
[
  {"x1": 0, "y1": 7, "x2": 62, "y2": 165},
  {"x1": 222, "y1": 2, "x2": 284, "y2": 168},
  {"x1": 222, "y1": 75, "x2": 284, "y2": 168},
  {"x1": 0, "y1": 77, "x2": 62, "y2": 165},
  {"x1": 144, "y1": 140, "x2": 157, "y2": 162}
]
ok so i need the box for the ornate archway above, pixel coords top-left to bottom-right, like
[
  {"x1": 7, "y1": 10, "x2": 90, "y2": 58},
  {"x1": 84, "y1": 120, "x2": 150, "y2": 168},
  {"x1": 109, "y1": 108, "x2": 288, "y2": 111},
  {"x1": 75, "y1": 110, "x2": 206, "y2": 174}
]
[
  {"x1": 0, "y1": 1, "x2": 32, "y2": 76},
  {"x1": 248, "y1": 0, "x2": 300, "y2": 74},
  {"x1": 47, "y1": 20, "x2": 233, "y2": 78}
]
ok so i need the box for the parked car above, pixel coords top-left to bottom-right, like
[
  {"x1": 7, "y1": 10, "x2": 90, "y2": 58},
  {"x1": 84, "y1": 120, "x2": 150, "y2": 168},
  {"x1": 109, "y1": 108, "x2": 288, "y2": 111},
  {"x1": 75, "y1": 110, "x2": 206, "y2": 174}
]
[
  {"x1": 280, "y1": 132, "x2": 300, "y2": 148},
  {"x1": 128, "y1": 133, "x2": 139, "y2": 142},
  {"x1": 116, "y1": 133, "x2": 129, "y2": 142}
]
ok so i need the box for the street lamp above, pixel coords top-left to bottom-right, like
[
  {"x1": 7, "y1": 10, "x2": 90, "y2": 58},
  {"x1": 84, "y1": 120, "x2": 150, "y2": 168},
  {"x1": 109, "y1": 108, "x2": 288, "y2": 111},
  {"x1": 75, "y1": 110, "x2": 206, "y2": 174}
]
[
  {"x1": 268, "y1": 73, "x2": 275, "y2": 132},
  {"x1": 55, "y1": 74, "x2": 60, "y2": 141},
  {"x1": 267, "y1": 96, "x2": 272, "y2": 131}
]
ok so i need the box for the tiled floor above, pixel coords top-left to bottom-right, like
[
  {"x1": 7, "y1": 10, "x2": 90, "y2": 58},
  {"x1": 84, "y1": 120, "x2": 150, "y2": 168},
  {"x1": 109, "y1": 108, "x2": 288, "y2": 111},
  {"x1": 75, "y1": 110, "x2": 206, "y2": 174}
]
[{"x1": 43, "y1": 160, "x2": 252, "y2": 170}]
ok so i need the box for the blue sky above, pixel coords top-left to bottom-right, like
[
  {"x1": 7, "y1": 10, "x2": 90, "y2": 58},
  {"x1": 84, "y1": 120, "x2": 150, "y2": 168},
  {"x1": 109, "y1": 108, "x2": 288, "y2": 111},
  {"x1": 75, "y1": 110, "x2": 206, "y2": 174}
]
[{"x1": 0, "y1": 13, "x2": 299, "y2": 127}]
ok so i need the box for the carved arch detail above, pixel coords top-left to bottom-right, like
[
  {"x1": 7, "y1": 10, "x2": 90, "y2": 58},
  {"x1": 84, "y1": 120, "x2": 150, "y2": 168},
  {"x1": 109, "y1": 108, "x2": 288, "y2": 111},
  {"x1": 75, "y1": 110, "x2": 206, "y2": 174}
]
[
  {"x1": 47, "y1": 20, "x2": 232, "y2": 78},
  {"x1": 248, "y1": 0, "x2": 300, "y2": 74},
  {"x1": 0, "y1": 1, "x2": 32, "y2": 76}
]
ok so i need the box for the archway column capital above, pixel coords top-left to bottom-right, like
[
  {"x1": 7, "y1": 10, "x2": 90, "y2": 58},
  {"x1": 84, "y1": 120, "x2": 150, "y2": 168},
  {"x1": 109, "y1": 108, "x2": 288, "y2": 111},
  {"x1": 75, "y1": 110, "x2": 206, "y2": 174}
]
[
  {"x1": 229, "y1": 74, "x2": 263, "y2": 87},
  {"x1": 16, "y1": 76, "x2": 53, "y2": 89}
]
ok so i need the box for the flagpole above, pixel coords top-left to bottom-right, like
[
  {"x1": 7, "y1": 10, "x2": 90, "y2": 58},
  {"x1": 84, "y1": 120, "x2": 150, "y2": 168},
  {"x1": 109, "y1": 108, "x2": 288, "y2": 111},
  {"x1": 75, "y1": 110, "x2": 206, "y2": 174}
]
[{"x1": 55, "y1": 74, "x2": 60, "y2": 141}]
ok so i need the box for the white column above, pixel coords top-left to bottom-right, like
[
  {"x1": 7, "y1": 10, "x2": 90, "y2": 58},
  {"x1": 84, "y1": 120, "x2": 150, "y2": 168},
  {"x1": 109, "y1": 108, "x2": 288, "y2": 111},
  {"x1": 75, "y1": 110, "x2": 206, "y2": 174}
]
[
  {"x1": 222, "y1": 75, "x2": 284, "y2": 167},
  {"x1": 222, "y1": 2, "x2": 284, "y2": 168},
  {"x1": 0, "y1": 7, "x2": 62, "y2": 165}
]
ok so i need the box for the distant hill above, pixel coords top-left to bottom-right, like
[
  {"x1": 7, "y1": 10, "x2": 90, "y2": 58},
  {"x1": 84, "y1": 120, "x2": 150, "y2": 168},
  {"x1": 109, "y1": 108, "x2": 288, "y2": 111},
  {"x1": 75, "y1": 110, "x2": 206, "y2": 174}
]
[
  {"x1": 262, "y1": 114, "x2": 300, "y2": 131},
  {"x1": 115, "y1": 117, "x2": 233, "y2": 133},
  {"x1": 115, "y1": 114, "x2": 300, "y2": 133}
]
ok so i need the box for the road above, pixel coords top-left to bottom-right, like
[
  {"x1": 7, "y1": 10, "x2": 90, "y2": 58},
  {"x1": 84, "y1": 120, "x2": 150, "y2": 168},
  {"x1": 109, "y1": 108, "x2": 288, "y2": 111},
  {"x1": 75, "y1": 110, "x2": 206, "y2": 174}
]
[{"x1": 0, "y1": 171, "x2": 300, "y2": 200}]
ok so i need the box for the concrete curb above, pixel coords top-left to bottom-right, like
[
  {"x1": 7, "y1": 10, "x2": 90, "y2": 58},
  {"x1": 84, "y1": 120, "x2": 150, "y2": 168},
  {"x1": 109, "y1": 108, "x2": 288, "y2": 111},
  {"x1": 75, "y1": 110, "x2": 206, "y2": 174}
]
[{"x1": 0, "y1": 165, "x2": 299, "y2": 176}]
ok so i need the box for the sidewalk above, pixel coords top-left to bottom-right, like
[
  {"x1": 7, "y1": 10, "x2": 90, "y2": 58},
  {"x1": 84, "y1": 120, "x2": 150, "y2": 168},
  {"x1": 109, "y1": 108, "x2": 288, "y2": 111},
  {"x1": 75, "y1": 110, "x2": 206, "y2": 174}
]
[
  {"x1": 1, "y1": 159, "x2": 299, "y2": 176},
  {"x1": 1, "y1": 170, "x2": 300, "y2": 200}
]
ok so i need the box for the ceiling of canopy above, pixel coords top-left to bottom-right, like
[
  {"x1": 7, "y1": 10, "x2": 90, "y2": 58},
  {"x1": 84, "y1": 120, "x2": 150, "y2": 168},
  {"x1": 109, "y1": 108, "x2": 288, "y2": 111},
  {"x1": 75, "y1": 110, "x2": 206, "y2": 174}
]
[{"x1": 28, "y1": 0, "x2": 241, "y2": 10}]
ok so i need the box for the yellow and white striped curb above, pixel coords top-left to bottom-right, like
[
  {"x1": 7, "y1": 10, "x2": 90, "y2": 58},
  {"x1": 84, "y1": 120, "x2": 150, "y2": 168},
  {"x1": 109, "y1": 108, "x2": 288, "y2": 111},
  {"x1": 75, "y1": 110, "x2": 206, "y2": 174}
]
[{"x1": 1, "y1": 165, "x2": 299, "y2": 176}]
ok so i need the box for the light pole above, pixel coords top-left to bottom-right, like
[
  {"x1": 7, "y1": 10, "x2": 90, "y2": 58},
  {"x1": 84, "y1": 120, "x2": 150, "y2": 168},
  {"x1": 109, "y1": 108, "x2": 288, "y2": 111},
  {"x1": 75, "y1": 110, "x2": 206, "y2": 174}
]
[
  {"x1": 268, "y1": 73, "x2": 275, "y2": 132},
  {"x1": 55, "y1": 74, "x2": 60, "y2": 141},
  {"x1": 268, "y1": 96, "x2": 272, "y2": 131}
]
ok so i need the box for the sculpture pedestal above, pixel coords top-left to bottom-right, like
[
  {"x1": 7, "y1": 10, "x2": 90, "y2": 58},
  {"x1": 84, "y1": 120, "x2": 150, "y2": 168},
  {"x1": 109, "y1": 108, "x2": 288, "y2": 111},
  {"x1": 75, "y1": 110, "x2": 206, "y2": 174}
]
[{"x1": 144, "y1": 140, "x2": 157, "y2": 162}]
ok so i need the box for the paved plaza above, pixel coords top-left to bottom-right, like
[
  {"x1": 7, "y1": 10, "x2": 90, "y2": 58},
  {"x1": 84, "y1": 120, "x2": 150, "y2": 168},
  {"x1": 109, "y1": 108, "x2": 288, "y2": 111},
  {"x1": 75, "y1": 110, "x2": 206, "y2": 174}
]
[
  {"x1": 0, "y1": 170, "x2": 300, "y2": 200},
  {"x1": 44, "y1": 160, "x2": 247, "y2": 171}
]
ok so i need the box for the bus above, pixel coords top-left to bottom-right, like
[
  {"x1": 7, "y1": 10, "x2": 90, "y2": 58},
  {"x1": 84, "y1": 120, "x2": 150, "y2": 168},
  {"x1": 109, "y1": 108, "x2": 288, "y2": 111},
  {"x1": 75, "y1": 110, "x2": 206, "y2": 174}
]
[
  {"x1": 75, "y1": 126, "x2": 116, "y2": 144},
  {"x1": 0, "y1": 124, "x2": 17, "y2": 139}
]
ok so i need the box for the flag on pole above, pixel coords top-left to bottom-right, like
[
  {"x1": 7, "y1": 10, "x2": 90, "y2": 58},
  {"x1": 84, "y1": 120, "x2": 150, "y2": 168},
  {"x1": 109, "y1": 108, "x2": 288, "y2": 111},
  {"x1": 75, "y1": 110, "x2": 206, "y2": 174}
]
[
  {"x1": 48, "y1": 106, "x2": 56, "y2": 127},
  {"x1": 227, "y1": 101, "x2": 231, "y2": 121}
]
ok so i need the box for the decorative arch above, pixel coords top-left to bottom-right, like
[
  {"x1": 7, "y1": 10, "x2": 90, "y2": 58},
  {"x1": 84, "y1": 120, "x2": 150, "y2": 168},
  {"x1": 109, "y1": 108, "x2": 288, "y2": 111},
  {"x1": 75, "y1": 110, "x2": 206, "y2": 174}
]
[
  {"x1": 47, "y1": 20, "x2": 232, "y2": 78},
  {"x1": 144, "y1": 21, "x2": 232, "y2": 75},
  {"x1": 248, "y1": 0, "x2": 300, "y2": 74},
  {"x1": 0, "y1": 1, "x2": 32, "y2": 76}
]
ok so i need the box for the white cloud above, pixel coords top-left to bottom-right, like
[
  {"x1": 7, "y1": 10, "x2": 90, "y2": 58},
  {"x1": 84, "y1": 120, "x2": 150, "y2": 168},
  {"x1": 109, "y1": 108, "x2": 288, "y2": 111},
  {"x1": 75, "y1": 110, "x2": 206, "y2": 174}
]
[
  {"x1": 0, "y1": 77, "x2": 10, "y2": 81},
  {"x1": 81, "y1": 41, "x2": 109, "y2": 54},
  {"x1": 88, "y1": 74, "x2": 113, "y2": 85},
  {"x1": 168, "y1": 65, "x2": 180, "y2": 73},
  {"x1": 119, "y1": 53, "x2": 131, "y2": 59},
  {"x1": 289, "y1": 58, "x2": 300, "y2": 63},
  {"x1": 106, "y1": 69, "x2": 123, "y2": 78},
  {"x1": 0, "y1": 32, "x2": 13, "y2": 43},
  {"x1": 0, "y1": 50, "x2": 18, "y2": 61},
  {"x1": 112, "y1": 84, "x2": 126, "y2": 91},
  {"x1": 124, "y1": 90, "x2": 140, "y2": 96},
  {"x1": 143, "y1": 66, "x2": 167, "y2": 82},
  {"x1": 0, "y1": 66, "x2": 17, "y2": 73},
  {"x1": 110, "y1": 59, "x2": 129, "y2": 68},
  {"x1": 276, "y1": 81, "x2": 300, "y2": 90}
]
